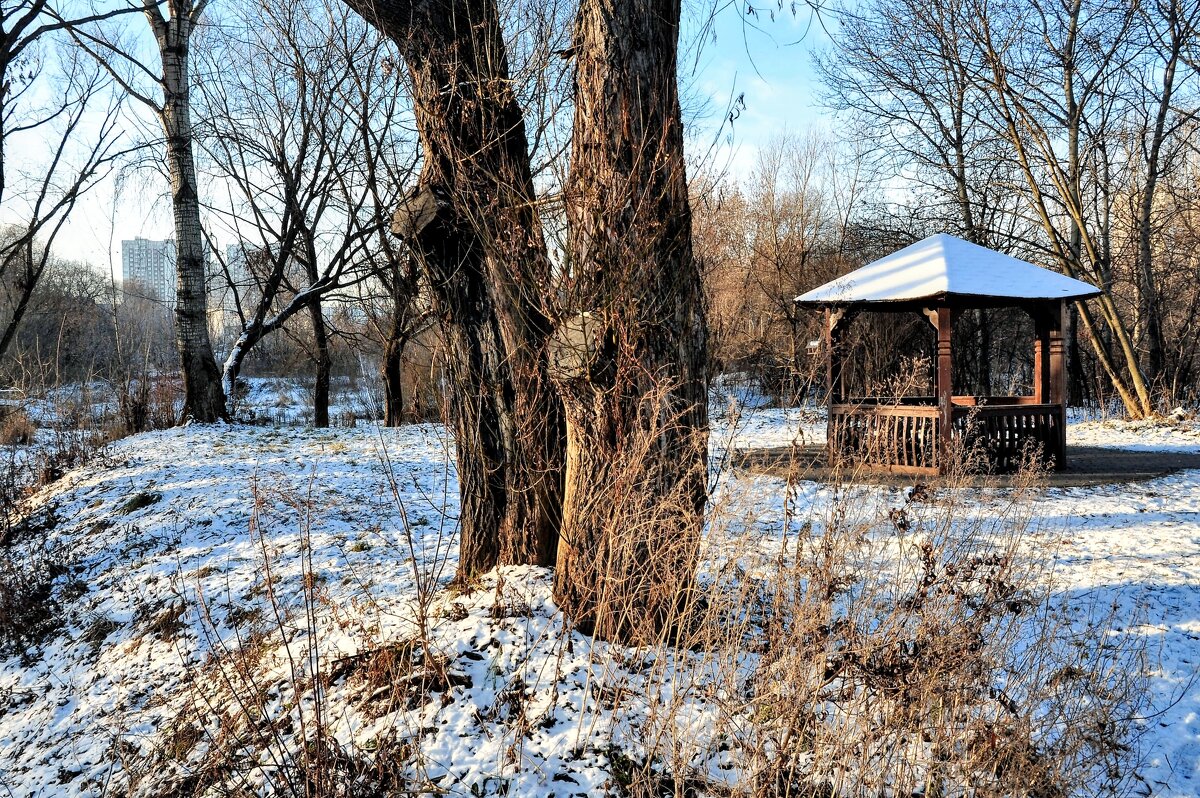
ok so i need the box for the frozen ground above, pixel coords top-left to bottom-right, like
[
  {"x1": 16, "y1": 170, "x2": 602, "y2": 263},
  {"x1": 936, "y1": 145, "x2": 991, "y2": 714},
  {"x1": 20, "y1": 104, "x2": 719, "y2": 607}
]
[
  {"x1": 10, "y1": 375, "x2": 382, "y2": 430},
  {"x1": 728, "y1": 409, "x2": 1200, "y2": 796},
  {"x1": 0, "y1": 407, "x2": 1197, "y2": 795}
]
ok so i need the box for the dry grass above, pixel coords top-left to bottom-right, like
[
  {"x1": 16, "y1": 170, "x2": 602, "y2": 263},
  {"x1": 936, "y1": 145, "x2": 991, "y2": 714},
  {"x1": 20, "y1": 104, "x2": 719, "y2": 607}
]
[
  {"x1": 128, "y1": 413, "x2": 1147, "y2": 798},
  {"x1": 130, "y1": 475, "x2": 436, "y2": 798},
  {"x1": 0, "y1": 408, "x2": 36, "y2": 446},
  {"x1": 547, "y1": 413, "x2": 1147, "y2": 798},
  {"x1": 0, "y1": 544, "x2": 72, "y2": 663}
]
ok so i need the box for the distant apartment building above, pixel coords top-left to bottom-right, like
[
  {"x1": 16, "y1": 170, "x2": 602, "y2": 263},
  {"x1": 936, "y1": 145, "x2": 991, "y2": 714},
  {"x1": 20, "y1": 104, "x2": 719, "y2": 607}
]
[
  {"x1": 220, "y1": 244, "x2": 256, "y2": 295},
  {"x1": 207, "y1": 243, "x2": 262, "y2": 348},
  {"x1": 121, "y1": 237, "x2": 176, "y2": 307}
]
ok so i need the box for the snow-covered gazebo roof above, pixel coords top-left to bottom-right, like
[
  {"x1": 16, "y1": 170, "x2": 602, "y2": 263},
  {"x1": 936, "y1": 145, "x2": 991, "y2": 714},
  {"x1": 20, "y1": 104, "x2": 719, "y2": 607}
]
[{"x1": 795, "y1": 233, "x2": 1100, "y2": 306}]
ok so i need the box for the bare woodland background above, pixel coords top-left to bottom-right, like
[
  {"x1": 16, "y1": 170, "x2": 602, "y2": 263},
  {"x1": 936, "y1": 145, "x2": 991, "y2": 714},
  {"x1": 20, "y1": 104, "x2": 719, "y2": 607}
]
[{"x1": 5, "y1": 0, "x2": 1199, "y2": 419}]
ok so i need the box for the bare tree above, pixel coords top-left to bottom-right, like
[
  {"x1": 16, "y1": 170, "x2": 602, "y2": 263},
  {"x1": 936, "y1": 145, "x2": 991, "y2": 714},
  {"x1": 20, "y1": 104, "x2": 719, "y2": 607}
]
[
  {"x1": 196, "y1": 0, "x2": 412, "y2": 424},
  {"x1": 693, "y1": 133, "x2": 855, "y2": 403},
  {"x1": 66, "y1": 0, "x2": 227, "y2": 421},
  {"x1": 963, "y1": 0, "x2": 1155, "y2": 416},
  {"x1": 817, "y1": 0, "x2": 1011, "y2": 244},
  {"x1": 1126, "y1": 0, "x2": 1200, "y2": 389},
  {"x1": 0, "y1": 242, "x2": 115, "y2": 388},
  {"x1": 0, "y1": 2, "x2": 130, "y2": 365}
]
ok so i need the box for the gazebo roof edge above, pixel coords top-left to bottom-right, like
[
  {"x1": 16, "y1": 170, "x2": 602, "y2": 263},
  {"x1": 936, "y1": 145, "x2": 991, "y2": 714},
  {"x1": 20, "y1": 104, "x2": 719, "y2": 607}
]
[
  {"x1": 794, "y1": 233, "x2": 1102, "y2": 307},
  {"x1": 794, "y1": 290, "x2": 1100, "y2": 309}
]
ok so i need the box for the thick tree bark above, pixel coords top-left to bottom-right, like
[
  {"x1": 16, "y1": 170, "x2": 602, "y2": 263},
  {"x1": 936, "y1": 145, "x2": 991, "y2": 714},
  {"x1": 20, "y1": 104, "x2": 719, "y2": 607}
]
[
  {"x1": 150, "y1": 4, "x2": 227, "y2": 423},
  {"x1": 343, "y1": 0, "x2": 564, "y2": 579},
  {"x1": 551, "y1": 0, "x2": 708, "y2": 642}
]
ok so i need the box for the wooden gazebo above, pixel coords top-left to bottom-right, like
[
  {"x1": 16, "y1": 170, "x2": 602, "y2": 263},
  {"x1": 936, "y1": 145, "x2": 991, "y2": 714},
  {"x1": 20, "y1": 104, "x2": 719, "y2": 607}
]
[{"x1": 796, "y1": 234, "x2": 1101, "y2": 475}]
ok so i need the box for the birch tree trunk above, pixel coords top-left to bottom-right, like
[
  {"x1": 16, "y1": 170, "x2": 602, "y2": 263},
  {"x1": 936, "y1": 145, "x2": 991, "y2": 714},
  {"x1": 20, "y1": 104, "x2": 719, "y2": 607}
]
[
  {"x1": 149, "y1": 1, "x2": 227, "y2": 423},
  {"x1": 552, "y1": 0, "x2": 708, "y2": 642},
  {"x1": 342, "y1": 0, "x2": 564, "y2": 579}
]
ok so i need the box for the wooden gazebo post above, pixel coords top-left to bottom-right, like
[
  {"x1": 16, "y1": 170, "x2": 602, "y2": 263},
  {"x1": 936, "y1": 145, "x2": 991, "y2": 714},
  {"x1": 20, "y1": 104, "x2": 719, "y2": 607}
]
[
  {"x1": 825, "y1": 308, "x2": 851, "y2": 466},
  {"x1": 1032, "y1": 299, "x2": 1068, "y2": 466},
  {"x1": 935, "y1": 304, "x2": 955, "y2": 473}
]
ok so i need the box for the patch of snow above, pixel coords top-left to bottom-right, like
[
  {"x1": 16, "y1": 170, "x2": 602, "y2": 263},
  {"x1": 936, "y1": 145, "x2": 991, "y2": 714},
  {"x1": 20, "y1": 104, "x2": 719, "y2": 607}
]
[{"x1": 1069, "y1": 417, "x2": 1200, "y2": 453}]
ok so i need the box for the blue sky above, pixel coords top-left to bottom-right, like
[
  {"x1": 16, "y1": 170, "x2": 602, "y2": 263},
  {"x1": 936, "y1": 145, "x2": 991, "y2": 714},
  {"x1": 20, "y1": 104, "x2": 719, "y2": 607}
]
[
  {"x1": 683, "y1": 0, "x2": 833, "y2": 175},
  {"x1": 26, "y1": 1, "x2": 836, "y2": 274}
]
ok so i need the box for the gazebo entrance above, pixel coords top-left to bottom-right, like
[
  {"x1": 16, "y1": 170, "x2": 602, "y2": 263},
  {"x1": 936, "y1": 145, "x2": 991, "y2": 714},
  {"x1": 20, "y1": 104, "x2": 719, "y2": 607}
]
[{"x1": 796, "y1": 235, "x2": 1101, "y2": 475}]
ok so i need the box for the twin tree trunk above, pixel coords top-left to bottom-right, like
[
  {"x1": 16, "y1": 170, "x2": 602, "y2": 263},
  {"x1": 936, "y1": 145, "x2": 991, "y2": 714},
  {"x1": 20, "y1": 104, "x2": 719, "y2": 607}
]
[
  {"x1": 343, "y1": 0, "x2": 564, "y2": 578},
  {"x1": 152, "y1": 6, "x2": 227, "y2": 423},
  {"x1": 551, "y1": 0, "x2": 708, "y2": 641},
  {"x1": 347, "y1": 0, "x2": 708, "y2": 638}
]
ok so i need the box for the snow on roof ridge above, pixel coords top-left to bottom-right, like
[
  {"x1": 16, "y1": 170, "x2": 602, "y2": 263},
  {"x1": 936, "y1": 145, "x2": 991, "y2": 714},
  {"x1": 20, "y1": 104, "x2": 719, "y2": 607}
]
[{"x1": 795, "y1": 233, "x2": 1101, "y2": 305}]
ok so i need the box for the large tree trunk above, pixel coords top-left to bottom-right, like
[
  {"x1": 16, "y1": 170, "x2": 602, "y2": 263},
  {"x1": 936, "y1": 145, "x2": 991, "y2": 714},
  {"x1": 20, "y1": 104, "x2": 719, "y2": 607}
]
[
  {"x1": 343, "y1": 0, "x2": 564, "y2": 579},
  {"x1": 552, "y1": 0, "x2": 708, "y2": 643},
  {"x1": 152, "y1": 6, "x2": 227, "y2": 423}
]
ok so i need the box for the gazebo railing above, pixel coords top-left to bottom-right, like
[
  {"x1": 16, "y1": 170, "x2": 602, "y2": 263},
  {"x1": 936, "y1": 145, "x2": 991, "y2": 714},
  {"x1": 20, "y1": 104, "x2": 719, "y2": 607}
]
[
  {"x1": 829, "y1": 403, "x2": 940, "y2": 473},
  {"x1": 829, "y1": 400, "x2": 1065, "y2": 474},
  {"x1": 953, "y1": 403, "x2": 1065, "y2": 471}
]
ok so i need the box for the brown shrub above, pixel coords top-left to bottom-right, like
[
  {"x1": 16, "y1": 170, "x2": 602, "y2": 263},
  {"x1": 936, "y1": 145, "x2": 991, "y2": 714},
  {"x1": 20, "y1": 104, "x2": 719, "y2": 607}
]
[
  {"x1": 0, "y1": 547, "x2": 69, "y2": 662},
  {"x1": 0, "y1": 409, "x2": 36, "y2": 446}
]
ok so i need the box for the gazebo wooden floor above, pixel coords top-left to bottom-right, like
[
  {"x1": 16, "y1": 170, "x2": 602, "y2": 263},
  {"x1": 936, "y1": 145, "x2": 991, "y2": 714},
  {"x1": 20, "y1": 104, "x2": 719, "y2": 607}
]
[{"x1": 731, "y1": 444, "x2": 1200, "y2": 488}]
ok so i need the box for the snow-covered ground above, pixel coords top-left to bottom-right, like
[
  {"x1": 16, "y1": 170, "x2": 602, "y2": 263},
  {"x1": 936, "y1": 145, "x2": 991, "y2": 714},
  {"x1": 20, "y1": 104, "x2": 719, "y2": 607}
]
[
  {"x1": 10, "y1": 375, "x2": 383, "y2": 431},
  {"x1": 232, "y1": 376, "x2": 384, "y2": 425},
  {"x1": 0, "y1": 408, "x2": 1198, "y2": 796},
  {"x1": 1069, "y1": 415, "x2": 1200, "y2": 452}
]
